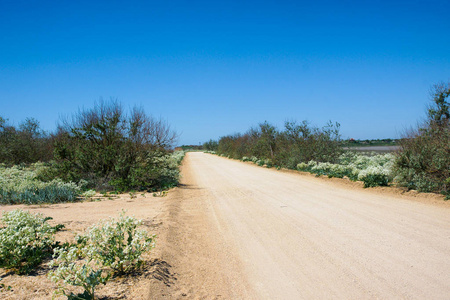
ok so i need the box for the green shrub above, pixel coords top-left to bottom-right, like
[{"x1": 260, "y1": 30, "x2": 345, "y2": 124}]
[
  {"x1": 359, "y1": 174, "x2": 389, "y2": 188},
  {"x1": 53, "y1": 101, "x2": 178, "y2": 192},
  {"x1": 0, "y1": 210, "x2": 63, "y2": 274},
  {"x1": 0, "y1": 164, "x2": 82, "y2": 204},
  {"x1": 49, "y1": 245, "x2": 110, "y2": 300},
  {"x1": 394, "y1": 82, "x2": 449, "y2": 196},
  {"x1": 81, "y1": 189, "x2": 97, "y2": 199},
  {"x1": 0, "y1": 117, "x2": 53, "y2": 165},
  {"x1": 264, "y1": 159, "x2": 273, "y2": 168},
  {"x1": 110, "y1": 151, "x2": 183, "y2": 192},
  {"x1": 49, "y1": 212, "x2": 155, "y2": 299},
  {"x1": 78, "y1": 211, "x2": 156, "y2": 274}
]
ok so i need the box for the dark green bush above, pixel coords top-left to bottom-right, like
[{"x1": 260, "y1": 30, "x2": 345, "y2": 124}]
[
  {"x1": 53, "y1": 100, "x2": 178, "y2": 191},
  {"x1": 0, "y1": 117, "x2": 53, "y2": 165},
  {"x1": 395, "y1": 82, "x2": 450, "y2": 197},
  {"x1": 360, "y1": 174, "x2": 389, "y2": 188}
]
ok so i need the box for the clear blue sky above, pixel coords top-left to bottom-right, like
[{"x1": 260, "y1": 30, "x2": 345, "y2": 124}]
[{"x1": 1, "y1": 0, "x2": 449, "y2": 145}]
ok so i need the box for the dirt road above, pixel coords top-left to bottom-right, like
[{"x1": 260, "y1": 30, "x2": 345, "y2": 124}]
[{"x1": 153, "y1": 152, "x2": 450, "y2": 299}]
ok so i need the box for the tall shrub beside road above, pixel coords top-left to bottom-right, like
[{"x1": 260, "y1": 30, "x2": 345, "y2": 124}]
[
  {"x1": 395, "y1": 82, "x2": 450, "y2": 197},
  {"x1": 54, "y1": 100, "x2": 178, "y2": 191}
]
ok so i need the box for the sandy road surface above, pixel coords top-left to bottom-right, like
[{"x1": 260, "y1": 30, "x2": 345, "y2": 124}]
[{"x1": 155, "y1": 152, "x2": 450, "y2": 299}]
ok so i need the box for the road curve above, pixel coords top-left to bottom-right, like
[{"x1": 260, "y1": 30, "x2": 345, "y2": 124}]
[{"x1": 160, "y1": 152, "x2": 450, "y2": 299}]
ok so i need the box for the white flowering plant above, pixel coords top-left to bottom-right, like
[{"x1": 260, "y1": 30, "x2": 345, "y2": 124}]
[
  {"x1": 81, "y1": 189, "x2": 97, "y2": 199},
  {"x1": 297, "y1": 152, "x2": 395, "y2": 187},
  {"x1": 80, "y1": 211, "x2": 156, "y2": 274},
  {"x1": 49, "y1": 244, "x2": 110, "y2": 300},
  {"x1": 0, "y1": 209, "x2": 63, "y2": 274},
  {"x1": 49, "y1": 211, "x2": 155, "y2": 299},
  {"x1": 0, "y1": 164, "x2": 82, "y2": 205}
]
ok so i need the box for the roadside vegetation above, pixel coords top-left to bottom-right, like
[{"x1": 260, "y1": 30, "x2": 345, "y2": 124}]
[
  {"x1": 394, "y1": 82, "x2": 450, "y2": 198},
  {"x1": 210, "y1": 120, "x2": 342, "y2": 168},
  {"x1": 0, "y1": 163, "x2": 82, "y2": 205},
  {"x1": 297, "y1": 152, "x2": 394, "y2": 188},
  {"x1": 205, "y1": 82, "x2": 449, "y2": 198},
  {"x1": 0, "y1": 100, "x2": 180, "y2": 298},
  {"x1": 0, "y1": 210, "x2": 64, "y2": 275},
  {"x1": 0, "y1": 100, "x2": 183, "y2": 205},
  {"x1": 203, "y1": 120, "x2": 399, "y2": 189}
]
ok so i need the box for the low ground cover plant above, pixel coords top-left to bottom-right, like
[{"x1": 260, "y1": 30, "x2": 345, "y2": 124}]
[
  {"x1": 49, "y1": 244, "x2": 110, "y2": 300},
  {"x1": 297, "y1": 152, "x2": 395, "y2": 187},
  {"x1": 0, "y1": 209, "x2": 156, "y2": 298},
  {"x1": 49, "y1": 211, "x2": 155, "y2": 299},
  {"x1": 0, "y1": 163, "x2": 82, "y2": 205},
  {"x1": 0, "y1": 210, "x2": 63, "y2": 274},
  {"x1": 240, "y1": 151, "x2": 395, "y2": 188},
  {"x1": 77, "y1": 211, "x2": 156, "y2": 274}
]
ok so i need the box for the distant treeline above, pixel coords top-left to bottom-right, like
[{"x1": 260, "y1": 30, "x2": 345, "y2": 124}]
[
  {"x1": 176, "y1": 145, "x2": 203, "y2": 151},
  {"x1": 342, "y1": 138, "x2": 400, "y2": 147},
  {"x1": 0, "y1": 100, "x2": 179, "y2": 192},
  {"x1": 204, "y1": 120, "x2": 343, "y2": 169}
]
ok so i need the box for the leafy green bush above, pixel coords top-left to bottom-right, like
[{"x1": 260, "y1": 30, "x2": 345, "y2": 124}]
[
  {"x1": 0, "y1": 117, "x2": 53, "y2": 165},
  {"x1": 264, "y1": 158, "x2": 273, "y2": 168},
  {"x1": 81, "y1": 189, "x2": 97, "y2": 200},
  {"x1": 359, "y1": 174, "x2": 390, "y2": 188},
  {"x1": 0, "y1": 164, "x2": 82, "y2": 204},
  {"x1": 109, "y1": 150, "x2": 183, "y2": 192},
  {"x1": 0, "y1": 210, "x2": 63, "y2": 274},
  {"x1": 49, "y1": 212, "x2": 155, "y2": 299},
  {"x1": 49, "y1": 244, "x2": 110, "y2": 300},
  {"x1": 78, "y1": 211, "x2": 156, "y2": 274},
  {"x1": 53, "y1": 101, "x2": 178, "y2": 192},
  {"x1": 394, "y1": 82, "x2": 449, "y2": 197}
]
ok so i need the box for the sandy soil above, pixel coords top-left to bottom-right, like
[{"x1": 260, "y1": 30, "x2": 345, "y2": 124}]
[{"x1": 1, "y1": 152, "x2": 450, "y2": 299}]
